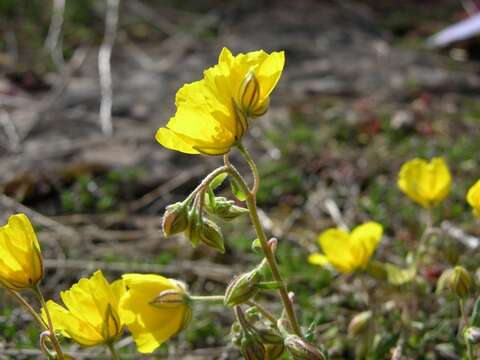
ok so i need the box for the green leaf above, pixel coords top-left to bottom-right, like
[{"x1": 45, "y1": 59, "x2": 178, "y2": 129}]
[
  {"x1": 230, "y1": 179, "x2": 247, "y2": 201},
  {"x1": 385, "y1": 263, "x2": 416, "y2": 286},
  {"x1": 256, "y1": 281, "x2": 283, "y2": 290},
  {"x1": 209, "y1": 173, "x2": 229, "y2": 191},
  {"x1": 207, "y1": 188, "x2": 216, "y2": 210}
]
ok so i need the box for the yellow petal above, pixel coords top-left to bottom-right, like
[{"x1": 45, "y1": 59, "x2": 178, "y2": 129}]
[
  {"x1": 120, "y1": 273, "x2": 188, "y2": 353},
  {"x1": 0, "y1": 214, "x2": 43, "y2": 289},
  {"x1": 46, "y1": 270, "x2": 124, "y2": 347},
  {"x1": 43, "y1": 300, "x2": 103, "y2": 347},
  {"x1": 398, "y1": 157, "x2": 451, "y2": 208},
  {"x1": 256, "y1": 51, "x2": 285, "y2": 100},
  {"x1": 318, "y1": 228, "x2": 356, "y2": 273},
  {"x1": 308, "y1": 253, "x2": 330, "y2": 266},
  {"x1": 467, "y1": 180, "x2": 480, "y2": 217},
  {"x1": 350, "y1": 222, "x2": 383, "y2": 268}
]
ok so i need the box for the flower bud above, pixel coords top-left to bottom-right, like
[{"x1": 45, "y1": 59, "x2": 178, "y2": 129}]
[
  {"x1": 465, "y1": 326, "x2": 480, "y2": 345},
  {"x1": 224, "y1": 270, "x2": 261, "y2": 306},
  {"x1": 284, "y1": 335, "x2": 327, "y2": 360},
  {"x1": 348, "y1": 310, "x2": 373, "y2": 337},
  {"x1": 184, "y1": 210, "x2": 201, "y2": 246},
  {"x1": 101, "y1": 303, "x2": 122, "y2": 342},
  {"x1": 237, "y1": 72, "x2": 269, "y2": 118},
  {"x1": 255, "y1": 327, "x2": 284, "y2": 345},
  {"x1": 207, "y1": 197, "x2": 249, "y2": 221},
  {"x1": 150, "y1": 289, "x2": 188, "y2": 309},
  {"x1": 162, "y1": 202, "x2": 189, "y2": 237},
  {"x1": 199, "y1": 218, "x2": 225, "y2": 253},
  {"x1": 240, "y1": 333, "x2": 266, "y2": 360},
  {"x1": 448, "y1": 266, "x2": 472, "y2": 298}
]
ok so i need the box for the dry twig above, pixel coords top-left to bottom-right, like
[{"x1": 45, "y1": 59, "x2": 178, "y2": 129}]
[{"x1": 98, "y1": 0, "x2": 120, "y2": 136}]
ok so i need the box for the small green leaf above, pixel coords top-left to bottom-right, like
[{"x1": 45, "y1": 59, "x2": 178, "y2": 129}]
[
  {"x1": 230, "y1": 179, "x2": 247, "y2": 201},
  {"x1": 207, "y1": 188, "x2": 216, "y2": 210},
  {"x1": 251, "y1": 238, "x2": 262, "y2": 254},
  {"x1": 256, "y1": 281, "x2": 283, "y2": 290},
  {"x1": 210, "y1": 173, "x2": 229, "y2": 191}
]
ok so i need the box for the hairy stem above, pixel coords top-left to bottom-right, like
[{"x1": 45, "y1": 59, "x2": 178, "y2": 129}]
[
  {"x1": 225, "y1": 152, "x2": 302, "y2": 337},
  {"x1": 190, "y1": 295, "x2": 225, "y2": 303},
  {"x1": 7, "y1": 288, "x2": 47, "y2": 330},
  {"x1": 34, "y1": 285, "x2": 65, "y2": 360}
]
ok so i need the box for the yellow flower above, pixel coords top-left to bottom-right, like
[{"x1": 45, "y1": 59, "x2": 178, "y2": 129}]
[
  {"x1": 156, "y1": 47, "x2": 285, "y2": 155},
  {"x1": 308, "y1": 222, "x2": 383, "y2": 273},
  {"x1": 120, "y1": 273, "x2": 191, "y2": 353},
  {"x1": 397, "y1": 157, "x2": 451, "y2": 208},
  {"x1": 467, "y1": 180, "x2": 480, "y2": 217},
  {"x1": 398, "y1": 158, "x2": 452, "y2": 208},
  {"x1": 42, "y1": 270, "x2": 125, "y2": 347},
  {"x1": 0, "y1": 214, "x2": 43, "y2": 290}
]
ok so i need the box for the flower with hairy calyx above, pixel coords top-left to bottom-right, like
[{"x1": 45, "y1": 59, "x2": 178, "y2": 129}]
[
  {"x1": 156, "y1": 47, "x2": 285, "y2": 155},
  {"x1": 398, "y1": 157, "x2": 451, "y2": 208},
  {"x1": 41, "y1": 270, "x2": 125, "y2": 347},
  {"x1": 467, "y1": 180, "x2": 480, "y2": 218},
  {"x1": 120, "y1": 273, "x2": 191, "y2": 353},
  {"x1": 162, "y1": 201, "x2": 189, "y2": 237},
  {"x1": 308, "y1": 222, "x2": 383, "y2": 273},
  {"x1": 437, "y1": 266, "x2": 472, "y2": 298},
  {"x1": 0, "y1": 214, "x2": 43, "y2": 290},
  {"x1": 284, "y1": 335, "x2": 326, "y2": 360}
]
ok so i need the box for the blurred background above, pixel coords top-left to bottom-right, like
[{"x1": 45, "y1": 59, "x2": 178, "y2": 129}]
[{"x1": 0, "y1": 0, "x2": 480, "y2": 358}]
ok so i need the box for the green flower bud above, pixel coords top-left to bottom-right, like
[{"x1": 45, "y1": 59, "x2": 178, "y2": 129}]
[
  {"x1": 240, "y1": 333, "x2": 266, "y2": 360},
  {"x1": 224, "y1": 270, "x2": 261, "y2": 307},
  {"x1": 348, "y1": 310, "x2": 373, "y2": 337},
  {"x1": 184, "y1": 210, "x2": 201, "y2": 247},
  {"x1": 465, "y1": 326, "x2": 480, "y2": 345},
  {"x1": 162, "y1": 202, "x2": 189, "y2": 236},
  {"x1": 236, "y1": 71, "x2": 269, "y2": 118},
  {"x1": 437, "y1": 266, "x2": 472, "y2": 298},
  {"x1": 284, "y1": 335, "x2": 327, "y2": 360},
  {"x1": 449, "y1": 266, "x2": 472, "y2": 298},
  {"x1": 207, "y1": 197, "x2": 249, "y2": 221},
  {"x1": 150, "y1": 289, "x2": 188, "y2": 309},
  {"x1": 255, "y1": 327, "x2": 284, "y2": 345},
  {"x1": 199, "y1": 218, "x2": 225, "y2": 253}
]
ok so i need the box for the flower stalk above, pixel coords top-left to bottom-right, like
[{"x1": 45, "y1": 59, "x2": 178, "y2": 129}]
[
  {"x1": 34, "y1": 285, "x2": 65, "y2": 360},
  {"x1": 225, "y1": 149, "x2": 302, "y2": 337}
]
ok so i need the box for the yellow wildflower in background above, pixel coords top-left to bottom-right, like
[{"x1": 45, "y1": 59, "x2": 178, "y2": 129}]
[
  {"x1": 156, "y1": 47, "x2": 285, "y2": 155},
  {"x1": 120, "y1": 273, "x2": 191, "y2": 353},
  {"x1": 0, "y1": 214, "x2": 43, "y2": 290},
  {"x1": 397, "y1": 157, "x2": 451, "y2": 208},
  {"x1": 42, "y1": 270, "x2": 125, "y2": 347},
  {"x1": 308, "y1": 222, "x2": 383, "y2": 273},
  {"x1": 467, "y1": 180, "x2": 480, "y2": 217}
]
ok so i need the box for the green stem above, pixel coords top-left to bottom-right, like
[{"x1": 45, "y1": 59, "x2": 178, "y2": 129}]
[
  {"x1": 34, "y1": 285, "x2": 65, "y2": 360},
  {"x1": 226, "y1": 152, "x2": 302, "y2": 337},
  {"x1": 466, "y1": 339, "x2": 475, "y2": 360},
  {"x1": 185, "y1": 166, "x2": 230, "y2": 204},
  {"x1": 6, "y1": 288, "x2": 47, "y2": 330},
  {"x1": 237, "y1": 143, "x2": 259, "y2": 194},
  {"x1": 189, "y1": 295, "x2": 225, "y2": 303},
  {"x1": 245, "y1": 300, "x2": 278, "y2": 325},
  {"x1": 107, "y1": 342, "x2": 120, "y2": 360}
]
